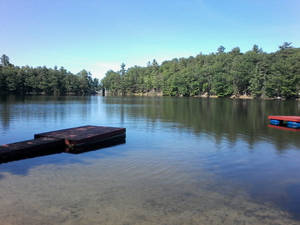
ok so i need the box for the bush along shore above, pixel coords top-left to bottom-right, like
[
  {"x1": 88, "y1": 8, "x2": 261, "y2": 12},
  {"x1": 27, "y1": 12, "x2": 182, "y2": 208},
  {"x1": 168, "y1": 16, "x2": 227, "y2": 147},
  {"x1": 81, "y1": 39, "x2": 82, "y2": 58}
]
[
  {"x1": 0, "y1": 55, "x2": 100, "y2": 96},
  {"x1": 101, "y1": 43, "x2": 300, "y2": 100}
]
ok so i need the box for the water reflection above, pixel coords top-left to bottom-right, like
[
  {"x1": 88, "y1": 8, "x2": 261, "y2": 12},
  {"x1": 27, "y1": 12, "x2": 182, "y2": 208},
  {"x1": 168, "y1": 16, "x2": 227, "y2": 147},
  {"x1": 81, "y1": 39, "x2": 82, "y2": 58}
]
[
  {"x1": 1, "y1": 96, "x2": 300, "y2": 224},
  {"x1": 0, "y1": 137, "x2": 126, "y2": 165},
  {"x1": 103, "y1": 97, "x2": 300, "y2": 151},
  {"x1": 2, "y1": 96, "x2": 299, "y2": 151},
  {"x1": 0, "y1": 140, "x2": 127, "y2": 178},
  {"x1": 0, "y1": 95, "x2": 93, "y2": 131}
]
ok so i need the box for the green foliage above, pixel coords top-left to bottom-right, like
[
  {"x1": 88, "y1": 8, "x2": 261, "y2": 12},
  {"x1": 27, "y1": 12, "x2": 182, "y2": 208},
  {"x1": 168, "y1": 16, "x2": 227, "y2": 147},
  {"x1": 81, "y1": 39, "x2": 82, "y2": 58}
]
[
  {"x1": 101, "y1": 44, "x2": 300, "y2": 99},
  {"x1": 0, "y1": 56, "x2": 100, "y2": 95}
]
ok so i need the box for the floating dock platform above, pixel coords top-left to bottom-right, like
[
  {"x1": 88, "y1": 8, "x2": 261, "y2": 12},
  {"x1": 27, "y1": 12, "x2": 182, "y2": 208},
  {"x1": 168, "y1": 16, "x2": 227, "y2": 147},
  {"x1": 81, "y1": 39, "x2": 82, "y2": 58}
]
[
  {"x1": 0, "y1": 137, "x2": 65, "y2": 163},
  {"x1": 0, "y1": 125, "x2": 126, "y2": 163},
  {"x1": 268, "y1": 116, "x2": 300, "y2": 130},
  {"x1": 35, "y1": 125, "x2": 126, "y2": 150}
]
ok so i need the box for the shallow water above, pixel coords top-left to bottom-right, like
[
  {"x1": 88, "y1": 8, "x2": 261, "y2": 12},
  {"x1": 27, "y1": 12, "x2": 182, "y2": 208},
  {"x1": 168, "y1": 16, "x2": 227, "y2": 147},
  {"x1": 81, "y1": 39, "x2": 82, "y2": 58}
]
[{"x1": 0, "y1": 96, "x2": 300, "y2": 225}]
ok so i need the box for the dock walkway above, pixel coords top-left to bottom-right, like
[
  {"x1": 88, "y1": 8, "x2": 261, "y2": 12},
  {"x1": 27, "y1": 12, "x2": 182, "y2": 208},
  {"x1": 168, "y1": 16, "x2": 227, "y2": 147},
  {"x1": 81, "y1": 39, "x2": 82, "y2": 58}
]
[{"x1": 0, "y1": 125, "x2": 126, "y2": 163}]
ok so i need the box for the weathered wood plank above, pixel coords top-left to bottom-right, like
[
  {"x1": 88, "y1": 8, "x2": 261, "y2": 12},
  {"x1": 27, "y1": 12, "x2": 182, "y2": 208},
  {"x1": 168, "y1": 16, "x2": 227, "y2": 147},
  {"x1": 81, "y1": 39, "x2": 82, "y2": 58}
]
[
  {"x1": 66, "y1": 134, "x2": 126, "y2": 154},
  {"x1": 0, "y1": 125, "x2": 126, "y2": 163},
  {"x1": 0, "y1": 137, "x2": 65, "y2": 163},
  {"x1": 34, "y1": 125, "x2": 126, "y2": 148}
]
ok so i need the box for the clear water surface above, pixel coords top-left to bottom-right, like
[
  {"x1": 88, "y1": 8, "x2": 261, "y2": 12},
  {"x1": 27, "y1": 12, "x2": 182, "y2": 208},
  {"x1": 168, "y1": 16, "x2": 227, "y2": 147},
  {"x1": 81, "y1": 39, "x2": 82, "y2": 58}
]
[{"x1": 0, "y1": 95, "x2": 300, "y2": 225}]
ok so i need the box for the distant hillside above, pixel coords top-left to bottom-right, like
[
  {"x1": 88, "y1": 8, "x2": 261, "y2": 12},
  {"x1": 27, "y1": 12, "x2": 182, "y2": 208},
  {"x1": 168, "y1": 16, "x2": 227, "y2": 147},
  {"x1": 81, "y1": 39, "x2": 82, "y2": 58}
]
[{"x1": 101, "y1": 43, "x2": 300, "y2": 99}]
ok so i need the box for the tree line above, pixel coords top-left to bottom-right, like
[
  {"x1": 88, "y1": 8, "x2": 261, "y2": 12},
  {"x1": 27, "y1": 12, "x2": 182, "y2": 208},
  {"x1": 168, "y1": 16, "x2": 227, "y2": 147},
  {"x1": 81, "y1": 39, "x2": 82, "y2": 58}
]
[
  {"x1": 101, "y1": 43, "x2": 300, "y2": 99},
  {"x1": 0, "y1": 55, "x2": 100, "y2": 95}
]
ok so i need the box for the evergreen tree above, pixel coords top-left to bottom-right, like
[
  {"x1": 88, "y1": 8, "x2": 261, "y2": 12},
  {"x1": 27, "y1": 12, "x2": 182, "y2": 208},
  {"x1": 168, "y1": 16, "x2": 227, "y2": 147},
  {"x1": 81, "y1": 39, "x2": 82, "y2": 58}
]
[
  {"x1": 0, "y1": 56, "x2": 100, "y2": 95},
  {"x1": 101, "y1": 44, "x2": 300, "y2": 99}
]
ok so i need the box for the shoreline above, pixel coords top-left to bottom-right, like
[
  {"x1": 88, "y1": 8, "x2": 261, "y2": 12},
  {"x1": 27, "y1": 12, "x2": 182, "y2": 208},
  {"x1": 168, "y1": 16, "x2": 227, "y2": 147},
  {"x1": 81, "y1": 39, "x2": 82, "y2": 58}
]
[
  {"x1": 1, "y1": 92, "x2": 299, "y2": 101},
  {"x1": 104, "y1": 91, "x2": 299, "y2": 101}
]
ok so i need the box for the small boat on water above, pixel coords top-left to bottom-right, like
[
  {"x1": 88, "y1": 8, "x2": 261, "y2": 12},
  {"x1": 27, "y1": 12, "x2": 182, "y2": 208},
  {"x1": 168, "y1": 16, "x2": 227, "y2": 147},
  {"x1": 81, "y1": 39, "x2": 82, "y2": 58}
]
[{"x1": 268, "y1": 116, "x2": 300, "y2": 130}]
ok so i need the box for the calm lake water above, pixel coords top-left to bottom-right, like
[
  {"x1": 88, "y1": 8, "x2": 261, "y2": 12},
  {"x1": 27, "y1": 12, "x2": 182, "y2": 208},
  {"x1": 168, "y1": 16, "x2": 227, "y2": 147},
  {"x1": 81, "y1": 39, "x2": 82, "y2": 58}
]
[{"x1": 0, "y1": 95, "x2": 300, "y2": 225}]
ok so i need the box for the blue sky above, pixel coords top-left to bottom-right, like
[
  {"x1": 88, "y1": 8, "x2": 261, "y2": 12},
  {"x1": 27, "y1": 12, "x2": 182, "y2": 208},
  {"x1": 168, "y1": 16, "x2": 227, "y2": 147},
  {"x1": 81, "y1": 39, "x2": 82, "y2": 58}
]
[{"x1": 1, "y1": 0, "x2": 299, "y2": 79}]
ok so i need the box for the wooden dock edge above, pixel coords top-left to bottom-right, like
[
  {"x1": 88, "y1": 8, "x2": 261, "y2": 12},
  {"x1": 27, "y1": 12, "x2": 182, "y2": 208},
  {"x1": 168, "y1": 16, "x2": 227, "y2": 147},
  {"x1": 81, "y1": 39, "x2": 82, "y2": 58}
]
[
  {"x1": 0, "y1": 137, "x2": 65, "y2": 164},
  {"x1": 0, "y1": 125, "x2": 126, "y2": 164},
  {"x1": 65, "y1": 134, "x2": 126, "y2": 154}
]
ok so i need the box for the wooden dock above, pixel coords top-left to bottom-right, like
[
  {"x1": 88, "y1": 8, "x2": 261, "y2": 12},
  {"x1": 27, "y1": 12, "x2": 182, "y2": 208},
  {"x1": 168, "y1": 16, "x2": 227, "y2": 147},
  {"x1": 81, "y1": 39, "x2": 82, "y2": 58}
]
[
  {"x1": 0, "y1": 125, "x2": 126, "y2": 163},
  {"x1": 35, "y1": 125, "x2": 126, "y2": 149},
  {"x1": 0, "y1": 137, "x2": 65, "y2": 163}
]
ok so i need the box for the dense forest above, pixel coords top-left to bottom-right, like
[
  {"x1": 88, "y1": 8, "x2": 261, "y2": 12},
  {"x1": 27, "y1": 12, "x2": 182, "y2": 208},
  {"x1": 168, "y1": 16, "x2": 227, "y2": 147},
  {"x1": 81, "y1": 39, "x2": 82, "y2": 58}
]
[
  {"x1": 0, "y1": 55, "x2": 100, "y2": 95},
  {"x1": 102, "y1": 43, "x2": 300, "y2": 99}
]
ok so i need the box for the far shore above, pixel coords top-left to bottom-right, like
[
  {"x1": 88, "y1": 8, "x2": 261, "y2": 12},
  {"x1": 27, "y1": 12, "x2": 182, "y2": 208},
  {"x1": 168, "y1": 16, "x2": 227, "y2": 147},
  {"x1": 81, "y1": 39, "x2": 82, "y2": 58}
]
[
  {"x1": 1, "y1": 92, "x2": 299, "y2": 101},
  {"x1": 103, "y1": 91, "x2": 299, "y2": 101}
]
